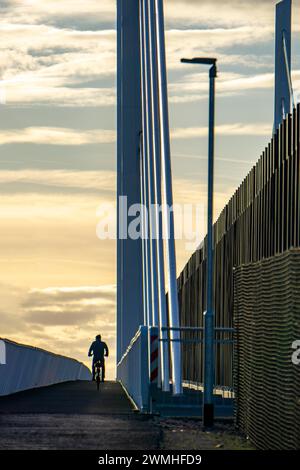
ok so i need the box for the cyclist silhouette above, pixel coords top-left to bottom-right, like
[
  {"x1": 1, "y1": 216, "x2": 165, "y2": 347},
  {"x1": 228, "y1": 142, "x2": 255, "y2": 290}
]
[{"x1": 88, "y1": 334, "x2": 109, "y2": 381}]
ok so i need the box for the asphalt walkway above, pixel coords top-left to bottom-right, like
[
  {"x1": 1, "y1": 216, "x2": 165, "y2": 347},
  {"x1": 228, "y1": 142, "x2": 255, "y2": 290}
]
[{"x1": 0, "y1": 381, "x2": 161, "y2": 450}]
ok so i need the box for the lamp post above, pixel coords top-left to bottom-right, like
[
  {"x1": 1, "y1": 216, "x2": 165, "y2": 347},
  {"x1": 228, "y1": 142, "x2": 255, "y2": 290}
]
[{"x1": 181, "y1": 57, "x2": 217, "y2": 427}]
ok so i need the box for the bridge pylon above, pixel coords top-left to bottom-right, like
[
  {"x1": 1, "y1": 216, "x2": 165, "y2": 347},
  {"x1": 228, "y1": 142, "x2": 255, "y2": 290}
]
[{"x1": 116, "y1": 0, "x2": 182, "y2": 400}]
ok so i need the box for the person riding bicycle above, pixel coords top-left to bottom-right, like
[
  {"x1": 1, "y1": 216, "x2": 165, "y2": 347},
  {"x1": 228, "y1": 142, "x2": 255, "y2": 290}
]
[{"x1": 88, "y1": 334, "x2": 109, "y2": 381}]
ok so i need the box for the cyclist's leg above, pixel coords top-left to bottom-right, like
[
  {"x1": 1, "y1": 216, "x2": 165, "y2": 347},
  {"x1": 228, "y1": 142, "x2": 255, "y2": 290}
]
[
  {"x1": 92, "y1": 357, "x2": 96, "y2": 381},
  {"x1": 102, "y1": 360, "x2": 105, "y2": 381}
]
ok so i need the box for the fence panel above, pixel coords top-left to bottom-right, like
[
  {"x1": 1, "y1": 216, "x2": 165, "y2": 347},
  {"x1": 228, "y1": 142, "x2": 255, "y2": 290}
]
[
  {"x1": 0, "y1": 338, "x2": 91, "y2": 396},
  {"x1": 117, "y1": 326, "x2": 149, "y2": 412},
  {"x1": 178, "y1": 106, "x2": 300, "y2": 393},
  {"x1": 234, "y1": 249, "x2": 300, "y2": 450}
]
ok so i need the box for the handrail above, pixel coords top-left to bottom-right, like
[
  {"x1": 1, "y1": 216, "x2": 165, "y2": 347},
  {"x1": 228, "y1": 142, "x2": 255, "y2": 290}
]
[{"x1": 116, "y1": 326, "x2": 143, "y2": 368}]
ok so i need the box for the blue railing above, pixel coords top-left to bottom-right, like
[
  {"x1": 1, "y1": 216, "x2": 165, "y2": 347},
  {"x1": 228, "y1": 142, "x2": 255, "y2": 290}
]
[{"x1": 117, "y1": 325, "x2": 234, "y2": 416}]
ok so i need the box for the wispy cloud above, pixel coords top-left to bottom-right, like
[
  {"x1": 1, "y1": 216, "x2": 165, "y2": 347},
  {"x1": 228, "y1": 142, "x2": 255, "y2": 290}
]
[
  {"x1": 172, "y1": 123, "x2": 271, "y2": 139},
  {"x1": 0, "y1": 0, "x2": 280, "y2": 29},
  {"x1": 0, "y1": 0, "x2": 299, "y2": 108},
  {"x1": 0, "y1": 24, "x2": 116, "y2": 106},
  {"x1": 0, "y1": 122, "x2": 271, "y2": 147},
  {"x1": 0, "y1": 169, "x2": 115, "y2": 192},
  {"x1": 0, "y1": 0, "x2": 294, "y2": 379},
  {"x1": 0, "y1": 0, "x2": 116, "y2": 26},
  {"x1": 0, "y1": 281, "x2": 116, "y2": 376},
  {"x1": 23, "y1": 284, "x2": 116, "y2": 326},
  {"x1": 0, "y1": 191, "x2": 113, "y2": 219},
  {"x1": 27, "y1": 285, "x2": 116, "y2": 305},
  {"x1": 170, "y1": 70, "x2": 300, "y2": 104},
  {"x1": 0, "y1": 24, "x2": 116, "y2": 77},
  {"x1": 0, "y1": 127, "x2": 116, "y2": 145},
  {"x1": 164, "y1": 0, "x2": 276, "y2": 28},
  {"x1": 0, "y1": 4, "x2": 282, "y2": 107},
  {"x1": 169, "y1": 71, "x2": 274, "y2": 101},
  {"x1": 2, "y1": 84, "x2": 115, "y2": 107}
]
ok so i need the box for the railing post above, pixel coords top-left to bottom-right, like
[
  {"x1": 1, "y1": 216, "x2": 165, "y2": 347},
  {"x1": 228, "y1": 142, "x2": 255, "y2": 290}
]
[{"x1": 149, "y1": 326, "x2": 159, "y2": 386}]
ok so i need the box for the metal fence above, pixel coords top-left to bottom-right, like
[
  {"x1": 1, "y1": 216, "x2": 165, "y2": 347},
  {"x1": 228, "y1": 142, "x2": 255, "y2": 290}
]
[
  {"x1": 234, "y1": 249, "x2": 300, "y2": 450},
  {"x1": 161, "y1": 327, "x2": 234, "y2": 397},
  {"x1": 142, "y1": 326, "x2": 235, "y2": 417},
  {"x1": 0, "y1": 338, "x2": 91, "y2": 396},
  {"x1": 117, "y1": 325, "x2": 234, "y2": 415},
  {"x1": 117, "y1": 326, "x2": 149, "y2": 411},
  {"x1": 177, "y1": 105, "x2": 300, "y2": 388}
]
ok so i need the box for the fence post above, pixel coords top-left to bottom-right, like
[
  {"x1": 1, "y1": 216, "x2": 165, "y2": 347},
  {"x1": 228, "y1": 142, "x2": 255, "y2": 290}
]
[{"x1": 149, "y1": 326, "x2": 159, "y2": 386}]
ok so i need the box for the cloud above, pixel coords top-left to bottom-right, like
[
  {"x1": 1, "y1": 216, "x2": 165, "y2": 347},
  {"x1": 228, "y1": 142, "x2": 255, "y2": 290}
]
[
  {"x1": 2, "y1": 84, "x2": 115, "y2": 107},
  {"x1": 25, "y1": 285, "x2": 116, "y2": 307},
  {"x1": 0, "y1": 3, "x2": 282, "y2": 107},
  {"x1": 171, "y1": 123, "x2": 272, "y2": 139},
  {"x1": 0, "y1": 0, "x2": 116, "y2": 26},
  {"x1": 25, "y1": 309, "x2": 100, "y2": 326},
  {"x1": 0, "y1": 0, "x2": 298, "y2": 110},
  {"x1": 168, "y1": 71, "x2": 277, "y2": 104},
  {"x1": 21, "y1": 284, "x2": 116, "y2": 375},
  {"x1": 0, "y1": 127, "x2": 116, "y2": 145},
  {"x1": 0, "y1": 192, "x2": 96, "y2": 218},
  {"x1": 0, "y1": 24, "x2": 116, "y2": 106},
  {"x1": 164, "y1": 0, "x2": 277, "y2": 28},
  {"x1": 0, "y1": 169, "x2": 115, "y2": 193},
  {"x1": 0, "y1": 0, "x2": 280, "y2": 30},
  {"x1": 166, "y1": 25, "x2": 272, "y2": 54},
  {"x1": 0, "y1": 168, "x2": 238, "y2": 375},
  {"x1": 0, "y1": 0, "x2": 290, "y2": 381},
  {"x1": 0, "y1": 121, "x2": 271, "y2": 147},
  {"x1": 169, "y1": 70, "x2": 300, "y2": 104},
  {"x1": 0, "y1": 25, "x2": 116, "y2": 78},
  {"x1": 169, "y1": 71, "x2": 274, "y2": 100},
  {"x1": 0, "y1": 281, "x2": 117, "y2": 377}
]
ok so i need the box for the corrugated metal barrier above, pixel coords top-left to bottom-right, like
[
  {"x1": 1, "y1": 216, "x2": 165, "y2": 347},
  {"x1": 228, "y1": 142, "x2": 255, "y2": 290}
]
[
  {"x1": 234, "y1": 249, "x2": 300, "y2": 450},
  {"x1": 0, "y1": 338, "x2": 91, "y2": 396},
  {"x1": 177, "y1": 105, "x2": 300, "y2": 390}
]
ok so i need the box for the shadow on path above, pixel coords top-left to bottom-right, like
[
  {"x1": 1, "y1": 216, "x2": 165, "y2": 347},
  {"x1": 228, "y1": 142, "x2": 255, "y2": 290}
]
[
  {"x1": 0, "y1": 381, "x2": 132, "y2": 415},
  {"x1": 0, "y1": 381, "x2": 161, "y2": 450}
]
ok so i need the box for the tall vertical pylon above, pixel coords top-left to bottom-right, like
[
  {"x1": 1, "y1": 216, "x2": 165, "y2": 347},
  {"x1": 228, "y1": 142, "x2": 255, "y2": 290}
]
[
  {"x1": 116, "y1": 0, "x2": 144, "y2": 363},
  {"x1": 274, "y1": 0, "x2": 293, "y2": 131},
  {"x1": 117, "y1": 0, "x2": 182, "y2": 395}
]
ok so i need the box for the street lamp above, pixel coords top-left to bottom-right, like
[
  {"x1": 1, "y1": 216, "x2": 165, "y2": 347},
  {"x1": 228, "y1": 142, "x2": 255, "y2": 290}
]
[{"x1": 181, "y1": 57, "x2": 217, "y2": 427}]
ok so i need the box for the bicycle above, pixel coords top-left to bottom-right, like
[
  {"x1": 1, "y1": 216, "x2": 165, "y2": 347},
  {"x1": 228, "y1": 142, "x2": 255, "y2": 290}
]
[{"x1": 94, "y1": 360, "x2": 104, "y2": 391}]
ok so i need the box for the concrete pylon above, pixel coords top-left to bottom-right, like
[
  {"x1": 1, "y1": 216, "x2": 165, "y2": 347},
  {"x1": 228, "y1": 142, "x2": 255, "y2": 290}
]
[
  {"x1": 116, "y1": 0, "x2": 144, "y2": 363},
  {"x1": 274, "y1": 0, "x2": 292, "y2": 131}
]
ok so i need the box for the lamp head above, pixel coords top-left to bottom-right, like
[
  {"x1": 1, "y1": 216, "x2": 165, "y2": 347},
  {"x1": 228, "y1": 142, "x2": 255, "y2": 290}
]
[{"x1": 181, "y1": 57, "x2": 217, "y2": 66}]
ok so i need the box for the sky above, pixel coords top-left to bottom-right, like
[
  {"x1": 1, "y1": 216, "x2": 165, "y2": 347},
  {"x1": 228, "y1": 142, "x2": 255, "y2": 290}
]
[{"x1": 1, "y1": 0, "x2": 300, "y2": 378}]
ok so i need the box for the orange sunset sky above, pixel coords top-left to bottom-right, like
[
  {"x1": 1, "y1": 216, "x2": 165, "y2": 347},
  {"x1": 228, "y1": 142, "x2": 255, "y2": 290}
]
[{"x1": 1, "y1": 0, "x2": 299, "y2": 378}]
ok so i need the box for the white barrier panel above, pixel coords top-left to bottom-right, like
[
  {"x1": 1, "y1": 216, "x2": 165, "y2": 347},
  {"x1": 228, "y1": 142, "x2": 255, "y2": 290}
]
[
  {"x1": 0, "y1": 338, "x2": 91, "y2": 396},
  {"x1": 117, "y1": 326, "x2": 149, "y2": 412}
]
